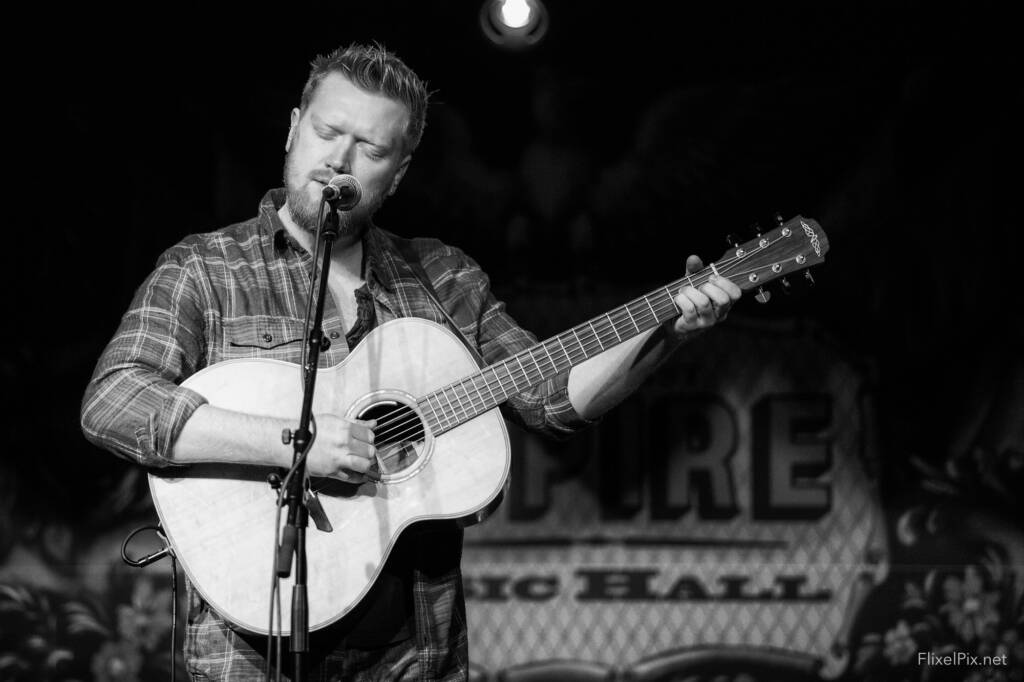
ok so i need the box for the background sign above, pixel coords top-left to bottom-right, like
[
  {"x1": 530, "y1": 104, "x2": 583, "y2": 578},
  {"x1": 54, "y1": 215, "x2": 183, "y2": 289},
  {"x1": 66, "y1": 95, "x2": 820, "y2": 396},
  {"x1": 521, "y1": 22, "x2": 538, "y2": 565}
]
[{"x1": 464, "y1": 315, "x2": 888, "y2": 675}]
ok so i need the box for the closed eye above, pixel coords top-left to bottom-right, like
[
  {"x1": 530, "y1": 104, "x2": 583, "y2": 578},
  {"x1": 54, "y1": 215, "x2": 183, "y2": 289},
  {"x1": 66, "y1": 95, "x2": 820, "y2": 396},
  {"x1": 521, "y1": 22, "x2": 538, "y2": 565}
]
[{"x1": 362, "y1": 144, "x2": 386, "y2": 160}]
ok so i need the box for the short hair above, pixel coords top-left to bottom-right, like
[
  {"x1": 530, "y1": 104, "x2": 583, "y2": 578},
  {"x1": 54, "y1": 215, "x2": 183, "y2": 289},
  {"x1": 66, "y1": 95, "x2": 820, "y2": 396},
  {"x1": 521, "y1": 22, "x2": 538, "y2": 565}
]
[{"x1": 300, "y1": 43, "x2": 430, "y2": 154}]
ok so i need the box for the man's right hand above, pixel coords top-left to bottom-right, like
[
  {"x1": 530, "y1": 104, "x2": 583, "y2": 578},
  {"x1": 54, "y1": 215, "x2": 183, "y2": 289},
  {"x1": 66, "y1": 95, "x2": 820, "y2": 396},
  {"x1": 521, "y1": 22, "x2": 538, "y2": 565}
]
[
  {"x1": 169, "y1": 405, "x2": 379, "y2": 482},
  {"x1": 306, "y1": 414, "x2": 378, "y2": 483}
]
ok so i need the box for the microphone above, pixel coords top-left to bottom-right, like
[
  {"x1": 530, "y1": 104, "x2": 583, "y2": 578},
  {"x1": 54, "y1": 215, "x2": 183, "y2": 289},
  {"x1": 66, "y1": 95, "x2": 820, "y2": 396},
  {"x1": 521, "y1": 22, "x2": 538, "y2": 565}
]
[{"x1": 322, "y1": 174, "x2": 362, "y2": 210}]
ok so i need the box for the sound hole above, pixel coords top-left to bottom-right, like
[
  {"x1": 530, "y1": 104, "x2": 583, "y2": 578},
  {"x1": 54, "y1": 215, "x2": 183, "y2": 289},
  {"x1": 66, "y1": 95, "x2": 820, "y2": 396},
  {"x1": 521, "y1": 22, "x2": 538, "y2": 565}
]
[{"x1": 358, "y1": 400, "x2": 426, "y2": 477}]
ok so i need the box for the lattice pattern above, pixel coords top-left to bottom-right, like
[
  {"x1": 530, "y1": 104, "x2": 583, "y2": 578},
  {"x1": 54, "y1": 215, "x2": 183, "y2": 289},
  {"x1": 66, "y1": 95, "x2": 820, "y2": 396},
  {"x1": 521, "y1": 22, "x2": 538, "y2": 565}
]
[{"x1": 463, "y1": 317, "x2": 885, "y2": 673}]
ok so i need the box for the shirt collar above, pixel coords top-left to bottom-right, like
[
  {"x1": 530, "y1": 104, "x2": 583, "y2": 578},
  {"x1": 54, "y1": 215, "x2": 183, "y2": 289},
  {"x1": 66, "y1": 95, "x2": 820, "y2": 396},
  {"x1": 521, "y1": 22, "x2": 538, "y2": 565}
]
[{"x1": 259, "y1": 188, "x2": 401, "y2": 293}]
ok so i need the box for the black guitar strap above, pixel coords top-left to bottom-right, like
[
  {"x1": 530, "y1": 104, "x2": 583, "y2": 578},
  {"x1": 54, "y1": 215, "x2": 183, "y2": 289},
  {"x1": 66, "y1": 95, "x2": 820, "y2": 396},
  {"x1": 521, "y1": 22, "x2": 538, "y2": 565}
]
[{"x1": 390, "y1": 236, "x2": 487, "y2": 369}]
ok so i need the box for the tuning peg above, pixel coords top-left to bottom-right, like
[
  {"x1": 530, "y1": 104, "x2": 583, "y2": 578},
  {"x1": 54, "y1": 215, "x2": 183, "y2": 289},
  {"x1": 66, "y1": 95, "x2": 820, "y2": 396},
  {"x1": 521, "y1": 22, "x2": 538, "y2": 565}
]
[
  {"x1": 774, "y1": 212, "x2": 785, "y2": 227},
  {"x1": 779, "y1": 277, "x2": 792, "y2": 294},
  {"x1": 804, "y1": 270, "x2": 815, "y2": 286},
  {"x1": 726, "y1": 233, "x2": 742, "y2": 248},
  {"x1": 755, "y1": 286, "x2": 772, "y2": 304}
]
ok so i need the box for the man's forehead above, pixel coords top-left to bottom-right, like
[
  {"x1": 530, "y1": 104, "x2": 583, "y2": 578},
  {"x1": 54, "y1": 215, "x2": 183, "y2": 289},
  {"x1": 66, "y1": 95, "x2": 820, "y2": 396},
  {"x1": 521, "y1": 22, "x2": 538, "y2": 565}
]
[{"x1": 305, "y1": 72, "x2": 410, "y2": 134}]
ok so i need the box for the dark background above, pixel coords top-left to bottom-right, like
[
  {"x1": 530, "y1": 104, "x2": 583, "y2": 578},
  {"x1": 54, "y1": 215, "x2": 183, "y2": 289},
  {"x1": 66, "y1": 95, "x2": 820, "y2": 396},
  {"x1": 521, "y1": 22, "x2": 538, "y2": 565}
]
[
  {"x1": 13, "y1": 0, "x2": 1017, "y2": 517},
  {"x1": 3, "y1": 2, "x2": 1021, "y2": 678}
]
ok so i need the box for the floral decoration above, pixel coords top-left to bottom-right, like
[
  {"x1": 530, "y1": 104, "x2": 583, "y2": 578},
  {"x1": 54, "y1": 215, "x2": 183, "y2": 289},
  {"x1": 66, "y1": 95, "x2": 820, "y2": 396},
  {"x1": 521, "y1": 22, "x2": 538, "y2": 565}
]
[
  {"x1": 0, "y1": 555, "x2": 183, "y2": 681},
  {"x1": 851, "y1": 541, "x2": 1023, "y2": 682}
]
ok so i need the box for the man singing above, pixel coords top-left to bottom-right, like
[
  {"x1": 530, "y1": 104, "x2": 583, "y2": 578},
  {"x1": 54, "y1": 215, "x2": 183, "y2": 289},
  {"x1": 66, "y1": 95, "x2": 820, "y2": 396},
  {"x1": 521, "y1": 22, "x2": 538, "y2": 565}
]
[{"x1": 82, "y1": 43, "x2": 740, "y2": 681}]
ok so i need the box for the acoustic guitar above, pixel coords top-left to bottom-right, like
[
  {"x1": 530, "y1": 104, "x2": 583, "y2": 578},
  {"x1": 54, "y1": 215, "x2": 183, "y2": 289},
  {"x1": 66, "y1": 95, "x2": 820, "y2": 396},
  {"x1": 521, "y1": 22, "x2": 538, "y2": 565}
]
[{"x1": 149, "y1": 215, "x2": 829, "y2": 634}]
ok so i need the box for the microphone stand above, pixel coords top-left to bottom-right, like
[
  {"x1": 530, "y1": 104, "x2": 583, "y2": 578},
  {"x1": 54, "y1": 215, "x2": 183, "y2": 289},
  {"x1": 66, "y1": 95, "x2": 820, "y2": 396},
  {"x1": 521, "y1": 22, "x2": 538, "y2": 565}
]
[{"x1": 276, "y1": 202, "x2": 341, "y2": 682}]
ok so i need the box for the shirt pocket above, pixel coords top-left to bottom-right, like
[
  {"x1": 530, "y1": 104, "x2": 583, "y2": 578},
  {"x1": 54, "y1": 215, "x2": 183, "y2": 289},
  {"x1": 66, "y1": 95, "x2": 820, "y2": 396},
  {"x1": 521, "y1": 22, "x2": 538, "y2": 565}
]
[{"x1": 221, "y1": 315, "x2": 306, "y2": 363}]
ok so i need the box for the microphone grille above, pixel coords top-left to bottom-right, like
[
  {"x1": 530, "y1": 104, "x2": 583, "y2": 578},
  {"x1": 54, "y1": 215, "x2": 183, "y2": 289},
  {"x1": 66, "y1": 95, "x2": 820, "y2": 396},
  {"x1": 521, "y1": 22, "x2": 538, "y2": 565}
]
[{"x1": 325, "y1": 174, "x2": 363, "y2": 207}]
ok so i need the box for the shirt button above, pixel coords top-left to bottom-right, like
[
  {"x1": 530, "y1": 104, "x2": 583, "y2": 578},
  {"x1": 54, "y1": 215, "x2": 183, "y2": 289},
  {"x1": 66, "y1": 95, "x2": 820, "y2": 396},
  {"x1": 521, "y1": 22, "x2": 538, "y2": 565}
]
[
  {"x1": 329, "y1": 331, "x2": 341, "y2": 339},
  {"x1": 263, "y1": 333, "x2": 273, "y2": 343}
]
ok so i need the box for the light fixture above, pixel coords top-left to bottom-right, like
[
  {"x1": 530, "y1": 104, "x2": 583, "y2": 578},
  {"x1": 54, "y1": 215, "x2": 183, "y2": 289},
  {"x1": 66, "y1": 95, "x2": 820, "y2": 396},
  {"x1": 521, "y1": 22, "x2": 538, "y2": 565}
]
[{"x1": 480, "y1": 0, "x2": 549, "y2": 49}]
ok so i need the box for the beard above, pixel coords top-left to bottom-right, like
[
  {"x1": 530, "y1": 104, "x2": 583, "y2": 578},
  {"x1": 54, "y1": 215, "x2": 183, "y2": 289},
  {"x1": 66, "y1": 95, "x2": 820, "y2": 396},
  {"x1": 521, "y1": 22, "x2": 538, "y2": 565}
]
[{"x1": 282, "y1": 150, "x2": 385, "y2": 240}]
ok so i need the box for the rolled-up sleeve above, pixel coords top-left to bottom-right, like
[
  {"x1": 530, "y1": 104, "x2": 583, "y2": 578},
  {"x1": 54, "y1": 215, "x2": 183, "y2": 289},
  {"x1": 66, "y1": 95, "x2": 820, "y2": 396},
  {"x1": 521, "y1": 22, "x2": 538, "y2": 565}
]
[
  {"x1": 478, "y1": 293, "x2": 597, "y2": 440},
  {"x1": 433, "y1": 248, "x2": 597, "y2": 440},
  {"x1": 81, "y1": 247, "x2": 209, "y2": 467}
]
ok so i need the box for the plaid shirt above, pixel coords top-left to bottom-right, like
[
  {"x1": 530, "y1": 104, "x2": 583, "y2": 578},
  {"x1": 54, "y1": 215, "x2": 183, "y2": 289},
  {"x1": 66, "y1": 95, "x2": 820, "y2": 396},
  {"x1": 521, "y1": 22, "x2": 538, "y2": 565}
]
[{"x1": 81, "y1": 189, "x2": 591, "y2": 680}]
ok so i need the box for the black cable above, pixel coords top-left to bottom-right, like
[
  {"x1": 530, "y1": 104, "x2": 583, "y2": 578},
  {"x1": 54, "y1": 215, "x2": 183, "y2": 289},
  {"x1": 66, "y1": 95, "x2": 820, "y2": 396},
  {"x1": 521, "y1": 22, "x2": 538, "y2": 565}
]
[
  {"x1": 120, "y1": 525, "x2": 177, "y2": 682},
  {"x1": 170, "y1": 553, "x2": 178, "y2": 682},
  {"x1": 266, "y1": 481, "x2": 286, "y2": 682}
]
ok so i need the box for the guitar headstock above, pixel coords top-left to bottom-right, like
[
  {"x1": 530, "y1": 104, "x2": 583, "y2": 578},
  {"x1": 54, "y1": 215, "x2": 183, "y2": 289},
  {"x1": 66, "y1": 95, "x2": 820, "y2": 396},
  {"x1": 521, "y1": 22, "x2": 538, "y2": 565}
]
[{"x1": 713, "y1": 215, "x2": 829, "y2": 294}]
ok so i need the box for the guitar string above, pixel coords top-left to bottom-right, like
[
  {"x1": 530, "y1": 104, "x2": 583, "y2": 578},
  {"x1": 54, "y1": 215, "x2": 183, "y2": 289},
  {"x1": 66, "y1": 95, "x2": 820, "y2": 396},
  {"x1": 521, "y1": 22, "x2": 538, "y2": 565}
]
[
  {"x1": 370, "y1": 250, "x2": 804, "y2": 445},
  {"x1": 372, "y1": 256, "x2": 802, "y2": 446},
  {"x1": 371, "y1": 285, "x2": 695, "y2": 445},
  {"x1": 367, "y1": 257, "x2": 739, "y2": 441},
  {"x1": 370, "y1": 242, "x2": 803, "y2": 444}
]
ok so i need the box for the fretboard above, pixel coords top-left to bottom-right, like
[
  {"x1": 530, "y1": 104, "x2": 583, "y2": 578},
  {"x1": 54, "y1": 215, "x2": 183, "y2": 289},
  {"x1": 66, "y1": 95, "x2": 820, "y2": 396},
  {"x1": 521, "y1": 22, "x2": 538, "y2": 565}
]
[{"x1": 417, "y1": 269, "x2": 714, "y2": 435}]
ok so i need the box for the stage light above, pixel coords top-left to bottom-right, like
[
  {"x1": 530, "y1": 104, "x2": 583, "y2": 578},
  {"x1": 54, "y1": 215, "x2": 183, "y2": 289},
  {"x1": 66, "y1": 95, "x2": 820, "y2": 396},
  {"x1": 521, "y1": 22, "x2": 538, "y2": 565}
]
[
  {"x1": 480, "y1": 0, "x2": 549, "y2": 49},
  {"x1": 500, "y1": 0, "x2": 532, "y2": 28}
]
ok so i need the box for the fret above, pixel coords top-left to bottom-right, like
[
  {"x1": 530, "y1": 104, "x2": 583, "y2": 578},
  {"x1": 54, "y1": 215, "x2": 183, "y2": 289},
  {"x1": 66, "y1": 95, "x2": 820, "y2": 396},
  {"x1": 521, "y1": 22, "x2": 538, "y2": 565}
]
[
  {"x1": 525, "y1": 348, "x2": 545, "y2": 378},
  {"x1": 514, "y1": 355, "x2": 532, "y2": 384},
  {"x1": 540, "y1": 343, "x2": 558, "y2": 373},
  {"x1": 449, "y1": 384, "x2": 470, "y2": 417},
  {"x1": 623, "y1": 304, "x2": 641, "y2": 334},
  {"x1": 643, "y1": 296, "x2": 658, "y2": 323},
  {"x1": 587, "y1": 320, "x2": 606, "y2": 351},
  {"x1": 422, "y1": 396, "x2": 445, "y2": 431},
  {"x1": 554, "y1": 335, "x2": 573, "y2": 366},
  {"x1": 480, "y1": 368, "x2": 500, "y2": 406},
  {"x1": 455, "y1": 386, "x2": 474, "y2": 418},
  {"x1": 664, "y1": 286, "x2": 679, "y2": 312},
  {"x1": 606, "y1": 314, "x2": 622, "y2": 342},
  {"x1": 501, "y1": 362, "x2": 521, "y2": 393},
  {"x1": 461, "y1": 378, "x2": 484, "y2": 415},
  {"x1": 570, "y1": 328, "x2": 588, "y2": 359},
  {"x1": 471, "y1": 377, "x2": 489, "y2": 412},
  {"x1": 439, "y1": 389, "x2": 459, "y2": 421}
]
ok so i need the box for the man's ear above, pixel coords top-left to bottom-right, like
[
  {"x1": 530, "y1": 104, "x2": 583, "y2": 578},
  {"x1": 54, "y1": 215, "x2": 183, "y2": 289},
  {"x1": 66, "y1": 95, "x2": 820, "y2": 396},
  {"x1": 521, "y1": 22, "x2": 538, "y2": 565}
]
[
  {"x1": 388, "y1": 155, "x2": 412, "y2": 196},
  {"x1": 285, "y1": 108, "x2": 301, "y2": 151}
]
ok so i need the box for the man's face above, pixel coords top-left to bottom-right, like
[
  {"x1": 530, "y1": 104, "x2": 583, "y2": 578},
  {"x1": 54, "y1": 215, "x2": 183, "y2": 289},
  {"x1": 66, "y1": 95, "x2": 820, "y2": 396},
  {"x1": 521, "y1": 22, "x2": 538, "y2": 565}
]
[{"x1": 283, "y1": 72, "x2": 412, "y2": 236}]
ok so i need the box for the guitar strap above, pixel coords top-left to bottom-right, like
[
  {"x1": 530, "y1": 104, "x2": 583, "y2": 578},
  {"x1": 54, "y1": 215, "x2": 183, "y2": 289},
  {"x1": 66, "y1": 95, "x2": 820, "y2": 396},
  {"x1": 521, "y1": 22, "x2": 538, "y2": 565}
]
[{"x1": 390, "y1": 236, "x2": 487, "y2": 369}]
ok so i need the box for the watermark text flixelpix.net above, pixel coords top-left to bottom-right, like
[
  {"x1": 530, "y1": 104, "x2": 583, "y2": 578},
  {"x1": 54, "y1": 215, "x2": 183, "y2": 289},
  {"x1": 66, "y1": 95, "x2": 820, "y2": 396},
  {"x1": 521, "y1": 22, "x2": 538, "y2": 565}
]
[{"x1": 918, "y1": 651, "x2": 1008, "y2": 667}]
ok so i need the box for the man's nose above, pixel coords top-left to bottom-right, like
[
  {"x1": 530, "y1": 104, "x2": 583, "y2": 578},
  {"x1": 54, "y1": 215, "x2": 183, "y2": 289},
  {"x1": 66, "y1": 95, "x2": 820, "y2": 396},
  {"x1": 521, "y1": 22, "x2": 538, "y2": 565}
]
[{"x1": 326, "y1": 138, "x2": 354, "y2": 172}]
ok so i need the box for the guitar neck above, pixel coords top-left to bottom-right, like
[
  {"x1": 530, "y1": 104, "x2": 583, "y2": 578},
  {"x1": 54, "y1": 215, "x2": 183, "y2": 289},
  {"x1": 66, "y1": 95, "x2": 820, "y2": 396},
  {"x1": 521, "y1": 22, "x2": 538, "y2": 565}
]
[
  {"x1": 417, "y1": 215, "x2": 828, "y2": 435},
  {"x1": 417, "y1": 270, "x2": 709, "y2": 435}
]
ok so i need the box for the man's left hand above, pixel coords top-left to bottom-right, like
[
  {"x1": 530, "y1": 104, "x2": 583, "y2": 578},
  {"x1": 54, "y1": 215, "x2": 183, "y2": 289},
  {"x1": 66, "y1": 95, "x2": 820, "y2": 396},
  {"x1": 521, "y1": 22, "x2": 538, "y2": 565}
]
[{"x1": 672, "y1": 254, "x2": 742, "y2": 336}]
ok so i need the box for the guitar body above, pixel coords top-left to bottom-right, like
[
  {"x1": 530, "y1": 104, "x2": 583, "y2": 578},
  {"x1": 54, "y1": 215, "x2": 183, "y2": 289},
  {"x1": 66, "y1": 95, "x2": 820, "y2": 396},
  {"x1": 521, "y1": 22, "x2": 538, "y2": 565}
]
[{"x1": 148, "y1": 318, "x2": 510, "y2": 634}]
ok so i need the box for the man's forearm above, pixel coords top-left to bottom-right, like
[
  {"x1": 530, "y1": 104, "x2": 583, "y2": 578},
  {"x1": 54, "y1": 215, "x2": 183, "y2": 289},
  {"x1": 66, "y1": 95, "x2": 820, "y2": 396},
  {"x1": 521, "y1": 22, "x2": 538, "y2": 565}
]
[
  {"x1": 170, "y1": 404, "x2": 294, "y2": 467},
  {"x1": 169, "y1": 405, "x2": 378, "y2": 483},
  {"x1": 567, "y1": 323, "x2": 692, "y2": 420},
  {"x1": 567, "y1": 264, "x2": 741, "y2": 419}
]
